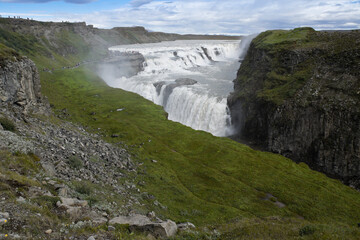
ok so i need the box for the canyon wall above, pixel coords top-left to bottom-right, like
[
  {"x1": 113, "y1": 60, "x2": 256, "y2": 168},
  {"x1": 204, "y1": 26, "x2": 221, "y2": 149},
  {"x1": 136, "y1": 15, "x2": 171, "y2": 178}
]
[{"x1": 228, "y1": 28, "x2": 360, "y2": 188}]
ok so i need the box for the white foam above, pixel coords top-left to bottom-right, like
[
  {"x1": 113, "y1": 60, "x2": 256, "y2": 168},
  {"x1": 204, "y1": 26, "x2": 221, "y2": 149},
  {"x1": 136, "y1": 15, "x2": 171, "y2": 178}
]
[{"x1": 106, "y1": 40, "x2": 241, "y2": 137}]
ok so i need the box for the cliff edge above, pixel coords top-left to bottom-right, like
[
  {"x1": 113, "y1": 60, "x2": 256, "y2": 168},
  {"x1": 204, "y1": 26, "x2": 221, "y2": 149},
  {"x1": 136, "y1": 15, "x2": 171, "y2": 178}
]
[{"x1": 228, "y1": 28, "x2": 360, "y2": 189}]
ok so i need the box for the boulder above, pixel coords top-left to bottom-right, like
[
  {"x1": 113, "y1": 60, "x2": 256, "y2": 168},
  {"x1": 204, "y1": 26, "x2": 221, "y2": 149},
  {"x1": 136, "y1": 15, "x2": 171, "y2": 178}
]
[
  {"x1": 56, "y1": 197, "x2": 88, "y2": 218},
  {"x1": 177, "y1": 222, "x2": 195, "y2": 230},
  {"x1": 109, "y1": 214, "x2": 177, "y2": 238}
]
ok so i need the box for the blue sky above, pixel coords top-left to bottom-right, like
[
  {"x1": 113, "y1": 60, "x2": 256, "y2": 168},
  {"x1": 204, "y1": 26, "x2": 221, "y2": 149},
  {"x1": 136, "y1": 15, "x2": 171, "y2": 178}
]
[{"x1": 0, "y1": 0, "x2": 359, "y2": 35}]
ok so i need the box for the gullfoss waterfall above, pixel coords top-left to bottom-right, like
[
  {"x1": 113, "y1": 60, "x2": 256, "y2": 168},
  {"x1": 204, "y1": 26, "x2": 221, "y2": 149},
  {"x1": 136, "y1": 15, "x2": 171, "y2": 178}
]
[{"x1": 102, "y1": 40, "x2": 241, "y2": 137}]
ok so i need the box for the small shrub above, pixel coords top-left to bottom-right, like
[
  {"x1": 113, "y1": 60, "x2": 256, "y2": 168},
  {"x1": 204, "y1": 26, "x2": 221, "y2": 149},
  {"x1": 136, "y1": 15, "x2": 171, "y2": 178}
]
[
  {"x1": 33, "y1": 195, "x2": 61, "y2": 208},
  {"x1": 299, "y1": 225, "x2": 316, "y2": 236},
  {"x1": 74, "y1": 182, "x2": 92, "y2": 195},
  {"x1": 0, "y1": 117, "x2": 16, "y2": 132},
  {"x1": 68, "y1": 156, "x2": 83, "y2": 169},
  {"x1": 85, "y1": 195, "x2": 99, "y2": 207}
]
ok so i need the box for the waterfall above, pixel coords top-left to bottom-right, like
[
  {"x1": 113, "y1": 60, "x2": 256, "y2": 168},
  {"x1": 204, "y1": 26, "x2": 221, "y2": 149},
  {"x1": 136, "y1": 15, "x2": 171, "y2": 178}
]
[{"x1": 104, "y1": 40, "x2": 241, "y2": 137}]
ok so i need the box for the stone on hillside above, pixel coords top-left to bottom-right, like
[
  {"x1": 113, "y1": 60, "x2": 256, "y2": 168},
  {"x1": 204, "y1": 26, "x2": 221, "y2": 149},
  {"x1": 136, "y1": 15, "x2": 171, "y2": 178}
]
[
  {"x1": 109, "y1": 214, "x2": 152, "y2": 226},
  {"x1": 0, "y1": 124, "x2": 3, "y2": 130},
  {"x1": 0, "y1": 212, "x2": 9, "y2": 219},
  {"x1": 87, "y1": 236, "x2": 96, "y2": 240},
  {"x1": 109, "y1": 214, "x2": 177, "y2": 238},
  {"x1": 147, "y1": 220, "x2": 177, "y2": 238},
  {"x1": 58, "y1": 197, "x2": 88, "y2": 207},
  {"x1": 147, "y1": 211, "x2": 156, "y2": 218},
  {"x1": 16, "y1": 196, "x2": 26, "y2": 203},
  {"x1": 45, "y1": 229, "x2": 52, "y2": 234},
  {"x1": 108, "y1": 225, "x2": 115, "y2": 231},
  {"x1": 177, "y1": 222, "x2": 196, "y2": 230},
  {"x1": 56, "y1": 197, "x2": 88, "y2": 218}
]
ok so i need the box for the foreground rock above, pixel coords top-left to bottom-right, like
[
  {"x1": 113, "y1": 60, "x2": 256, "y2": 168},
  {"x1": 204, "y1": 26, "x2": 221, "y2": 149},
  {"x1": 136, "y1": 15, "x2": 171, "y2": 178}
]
[{"x1": 109, "y1": 214, "x2": 177, "y2": 238}]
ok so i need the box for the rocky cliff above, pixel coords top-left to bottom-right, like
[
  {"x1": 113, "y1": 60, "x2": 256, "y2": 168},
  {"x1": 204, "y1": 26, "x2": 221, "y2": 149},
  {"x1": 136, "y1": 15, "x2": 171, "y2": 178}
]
[
  {"x1": 228, "y1": 28, "x2": 360, "y2": 189},
  {"x1": 0, "y1": 52, "x2": 40, "y2": 106}
]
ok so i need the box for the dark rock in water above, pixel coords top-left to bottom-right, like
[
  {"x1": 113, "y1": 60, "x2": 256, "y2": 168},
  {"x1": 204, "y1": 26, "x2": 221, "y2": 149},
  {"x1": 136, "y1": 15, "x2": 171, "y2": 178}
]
[
  {"x1": 153, "y1": 81, "x2": 166, "y2": 95},
  {"x1": 154, "y1": 78, "x2": 197, "y2": 107},
  {"x1": 201, "y1": 47, "x2": 213, "y2": 61},
  {"x1": 175, "y1": 78, "x2": 197, "y2": 86}
]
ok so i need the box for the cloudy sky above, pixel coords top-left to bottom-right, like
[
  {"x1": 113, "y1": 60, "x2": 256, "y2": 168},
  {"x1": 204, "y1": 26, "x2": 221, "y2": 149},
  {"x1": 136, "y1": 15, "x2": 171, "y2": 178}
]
[{"x1": 0, "y1": 0, "x2": 359, "y2": 35}]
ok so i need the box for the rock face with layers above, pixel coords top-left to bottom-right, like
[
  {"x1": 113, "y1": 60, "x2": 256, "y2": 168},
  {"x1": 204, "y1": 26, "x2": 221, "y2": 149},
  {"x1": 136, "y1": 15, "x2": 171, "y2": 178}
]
[
  {"x1": 0, "y1": 57, "x2": 42, "y2": 108},
  {"x1": 228, "y1": 28, "x2": 360, "y2": 189}
]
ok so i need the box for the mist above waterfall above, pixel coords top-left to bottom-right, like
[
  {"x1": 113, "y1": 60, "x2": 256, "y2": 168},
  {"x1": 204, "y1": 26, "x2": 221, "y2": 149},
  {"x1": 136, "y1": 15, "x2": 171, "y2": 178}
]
[{"x1": 99, "y1": 40, "x2": 242, "y2": 137}]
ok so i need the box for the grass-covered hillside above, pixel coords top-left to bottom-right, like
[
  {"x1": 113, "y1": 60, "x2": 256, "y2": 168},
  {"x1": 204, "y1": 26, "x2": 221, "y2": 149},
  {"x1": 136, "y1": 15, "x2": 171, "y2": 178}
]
[{"x1": 1, "y1": 20, "x2": 360, "y2": 239}]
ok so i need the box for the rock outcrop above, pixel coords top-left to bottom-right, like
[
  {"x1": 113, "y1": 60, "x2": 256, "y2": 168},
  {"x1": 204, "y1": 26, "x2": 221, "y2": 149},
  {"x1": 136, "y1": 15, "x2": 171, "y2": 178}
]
[
  {"x1": 228, "y1": 28, "x2": 360, "y2": 189},
  {"x1": 0, "y1": 57, "x2": 41, "y2": 108}
]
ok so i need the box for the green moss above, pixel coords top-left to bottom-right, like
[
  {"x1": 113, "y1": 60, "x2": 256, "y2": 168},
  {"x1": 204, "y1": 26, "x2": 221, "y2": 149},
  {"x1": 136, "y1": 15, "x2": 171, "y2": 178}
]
[
  {"x1": 0, "y1": 43, "x2": 21, "y2": 65},
  {"x1": 299, "y1": 225, "x2": 316, "y2": 236},
  {"x1": 253, "y1": 27, "x2": 315, "y2": 49},
  {"x1": 0, "y1": 117, "x2": 16, "y2": 132},
  {"x1": 68, "y1": 155, "x2": 83, "y2": 170},
  {"x1": 32, "y1": 195, "x2": 61, "y2": 208}
]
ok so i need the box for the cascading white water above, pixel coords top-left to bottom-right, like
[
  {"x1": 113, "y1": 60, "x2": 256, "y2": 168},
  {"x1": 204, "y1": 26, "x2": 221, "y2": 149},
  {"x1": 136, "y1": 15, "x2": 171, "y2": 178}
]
[{"x1": 105, "y1": 40, "x2": 241, "y2": 137}]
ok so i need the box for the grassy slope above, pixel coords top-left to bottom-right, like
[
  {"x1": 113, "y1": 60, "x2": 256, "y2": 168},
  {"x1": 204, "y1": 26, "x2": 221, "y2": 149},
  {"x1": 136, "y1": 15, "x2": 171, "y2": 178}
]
[
  {"x1": 1, "y1": 22, "x2": 360, "y2": 238},
  {"x1": 40, "y1": 67, "x2": 360, "y2": 238}
]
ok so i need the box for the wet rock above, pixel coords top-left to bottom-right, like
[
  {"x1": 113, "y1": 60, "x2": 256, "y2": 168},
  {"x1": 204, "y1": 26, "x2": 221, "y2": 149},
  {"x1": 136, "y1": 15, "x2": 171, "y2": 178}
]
[{"x1": 175, "y1": 78, "x2": 197, "y2": 86}]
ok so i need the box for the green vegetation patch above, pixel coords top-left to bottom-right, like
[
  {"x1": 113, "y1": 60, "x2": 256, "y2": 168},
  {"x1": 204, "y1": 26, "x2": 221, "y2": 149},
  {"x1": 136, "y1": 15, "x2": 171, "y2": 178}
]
[
  {"x1": 253, "y1": 27, "x2": 316, "y2": 49},
  {"x1": 0, "y1": 117, "x2": 16, "y2": 132},
  {"x1": 0, "y1": 43, "x2": 21, "y2": 65}
]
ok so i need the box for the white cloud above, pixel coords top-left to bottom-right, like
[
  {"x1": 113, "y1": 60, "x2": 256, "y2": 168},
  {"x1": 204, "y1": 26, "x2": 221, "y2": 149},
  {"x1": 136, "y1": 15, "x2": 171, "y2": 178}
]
[
  {"x1": 129, "y1": 0, "x2": 153, "y2": 7},
  {"x1": 22, "y1": 0, "x2": 360, "y2": 34}
]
